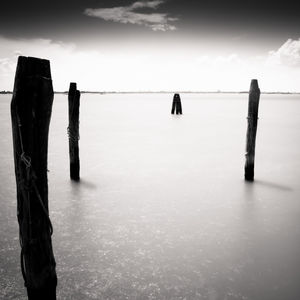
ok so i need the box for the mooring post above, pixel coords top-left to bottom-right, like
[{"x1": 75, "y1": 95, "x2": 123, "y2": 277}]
[
  {"x1": 171, "y1": 94, "x2": 176, "y2": 114},
  {"x1": 10, "y1": 56, "x2": 57, "y2": 299},
  {"x1": 171, "y1": 93, "x2": 182, "y2": 115},
  {"x1": 68, "y1": 82, "x2": 80, "y2": 180},
  {"x1": 244, "y1": 79, "x2": 261, "y2": 181},
  {"x1": 177, "y1": 94, "x2": 182, "y2": 114}
]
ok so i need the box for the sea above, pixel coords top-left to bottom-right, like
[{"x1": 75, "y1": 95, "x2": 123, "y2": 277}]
[{"x1": 1, "y1": 93, "x2": 300, "y2": 299}]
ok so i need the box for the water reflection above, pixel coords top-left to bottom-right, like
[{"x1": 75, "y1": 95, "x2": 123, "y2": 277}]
[{"x1": 253, "y1": 179, "x2": 293, "y2": 192}]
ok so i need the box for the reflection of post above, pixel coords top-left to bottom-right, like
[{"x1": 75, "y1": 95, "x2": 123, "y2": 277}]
[
  {"x1": 68, "y1": 82, "x2": 80, "y2": 181},
  {"x1": 244, "y1": 79, "x2": 261, "y2": 181},
  {"x1": 171, "y1": 93, "x2": 182, "y2": 115},
  {"x1": 11, "y1": 56, "x2": 57, "y2": 299}
]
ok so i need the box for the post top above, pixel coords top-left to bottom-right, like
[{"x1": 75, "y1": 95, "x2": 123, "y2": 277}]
[
  {"x1": 16, "y1": 56, "x2": 51, "y2": 79},
  {"x1": 69, "y1": 82, "x2": 77, "y2": 89},
  {"x1": 250, "y1": 79, "x2": 259, "y2": 90}
]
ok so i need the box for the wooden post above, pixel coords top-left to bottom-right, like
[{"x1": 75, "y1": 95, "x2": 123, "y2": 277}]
[
  {"x1": 171, "y1": 93, "x2": 182, "y2": 115},
  {"x1": 177, "y1": 94, "x2": 182, "y2": 114},
  {"x1": 171, "y1": 94, "x2": 176, "y2": 114},
  {"x1": 68, "y1": 82, "x2": 80, "y2": 180},
  {"x1": 244, "y1": 79, "x2": 261, "y2": 181},
  {"x1": 10, "y1": 56, "x2": 57, "y2": 299}
]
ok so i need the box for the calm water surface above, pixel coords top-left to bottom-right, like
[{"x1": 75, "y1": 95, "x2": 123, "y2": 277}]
[{"x1": 0, "y1": 93, "x2": 300, "y2": 299}]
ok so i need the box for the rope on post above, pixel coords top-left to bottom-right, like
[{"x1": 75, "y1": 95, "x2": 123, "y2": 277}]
[
  {"x1": 68, "y1": 83, "x2": 81, "y2": 180},
  {"x1": 16, "y1": 111, "x2": 54, "y2": 286}
]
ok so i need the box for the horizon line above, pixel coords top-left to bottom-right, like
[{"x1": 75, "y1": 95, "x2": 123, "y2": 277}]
[{"x1": 1, "y1": 90, "x2": 300, "y2": 95}]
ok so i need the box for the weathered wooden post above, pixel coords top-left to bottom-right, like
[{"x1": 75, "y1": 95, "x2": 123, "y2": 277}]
[
  {"x1": 171, "y1": 94, "x2": 176, "y2": 114},
  {"x1": 244, "y1": 79, "x2": 261, "y2": 181},
  {"x1": 11, "y1": 56, "x2": 57, "y2": 299},
  {"x1": 171, "y1": 93, "x2": 182, "y2": 115},
  {"x1": 68, "y1": 82, "x2": 80, "y2": 180},
  {"x1": 177, "y1": 94, "x2": 182, "y2": 114}
]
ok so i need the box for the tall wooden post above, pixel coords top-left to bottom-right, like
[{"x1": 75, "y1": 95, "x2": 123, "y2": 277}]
[
  {"x1": 68, "y1": 82, "x2": 80, "y2": 180},
  {"x1": 244, "y1": 79, "x2": 261, "y2": 181},
  {"x1": 11, "y1": 56, "x2": 57, "y2": 299},
  {"x1": 171, "y1": 93, "x2": 182, "y2": 115}
]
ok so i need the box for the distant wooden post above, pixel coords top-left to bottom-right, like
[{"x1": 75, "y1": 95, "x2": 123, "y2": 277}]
[
  {"x1": 177, "y1": 95, "x2": 182, "y2": 114},
  {"x1": 244, "y1": 79, "x2": 261, "y2": 181},
  {"x1": 171, "y1": 93, "x2": 182, "y2": 115},
  {"x1": 68, "y1": 82, "x2": 80, "y2": 180},
  {"x1": 171, "y1": 95, "x2": 176, "y2": 114},
  {"x1": 11, "y1": 56, "x2": 57, "y2": 299}
]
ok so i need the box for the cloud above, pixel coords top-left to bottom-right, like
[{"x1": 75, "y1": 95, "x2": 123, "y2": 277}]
[
  {"x1": 0, "y1": 52, "x2": 20, "y2": 79},
  {"x1": 196, "y1": 54, "x2": 245, "y2": 69},
  {"x1": 131, "y1": 0, "x2": 163, "y2": 9},
  {"x1": 84, "y1": 0, "x2": 178, "y2": 31},
  {"x1": 0, "y1": 37, "x2": 77, "y2": 90},
  {"x1": 267, "y1": 38, "x2": 300, "y2": 67},
  {"x1": 0, "y1": 58, "x2": 14, "y2": 77},
  {"x1": 1, "y1": 36, "x2": 300, "y2": 92}
]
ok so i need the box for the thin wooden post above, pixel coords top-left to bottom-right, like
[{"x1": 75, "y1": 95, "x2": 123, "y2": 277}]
[
  {"x1": 68, "y1": 83, "x2": 80, "y2": 180},
  {"x1": 11, "y1": 56, "x2": 57, "y2": 299},
  {"x1": 244, "y1": 79, "x2": 261, "y2": 181},
  {"x1": 171, "y1": 94, "x2": 176, "y2": 114},
  {"x1": 177, "y1": 94, "x2": 182, "y2": 114},
  {"x1": 171, "y1": 93, "x2": 182, "y2": 115}
]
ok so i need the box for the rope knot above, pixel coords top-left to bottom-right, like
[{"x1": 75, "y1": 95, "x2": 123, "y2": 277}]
[
  {"x1": 20, "y1": 152, "x2": 32, "y2": 168},
  {"x1": 67, "y1": 126, "x2": 80, "y2": 142}
]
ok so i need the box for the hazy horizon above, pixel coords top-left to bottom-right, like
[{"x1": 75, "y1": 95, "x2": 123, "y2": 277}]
[{"x1": 1, "y1": 87, "x2": 300, "y2": 94}]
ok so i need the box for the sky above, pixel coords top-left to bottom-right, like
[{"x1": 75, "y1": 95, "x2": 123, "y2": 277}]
[{"x1": 1, "y1": 0, "x2": 300, "y2": 92}]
